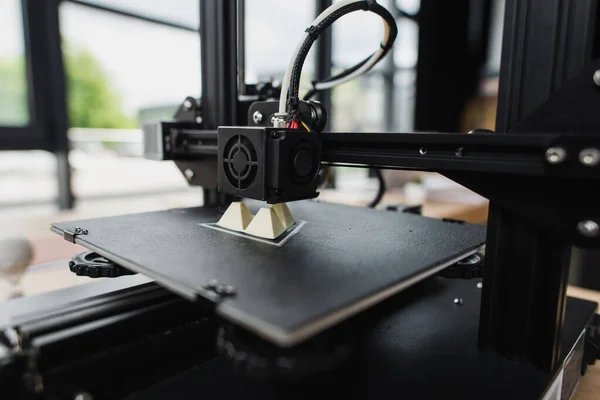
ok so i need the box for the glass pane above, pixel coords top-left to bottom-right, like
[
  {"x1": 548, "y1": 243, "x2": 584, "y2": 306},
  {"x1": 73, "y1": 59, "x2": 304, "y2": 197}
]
[
  {"x1": 76, "y1": 0, "x2": 199, "y2": 29},
  {"x1": 60, "y1": 1, "x2": 201, "y2": 129},
  {"x1": 486, "y1": 0, "x2": 505, "y2": 76},
  {"x1": 396, "y1": 0, "x2": 420, "y2": 15},
  {"x1": 332, "y1": 0, "x2": 387, "y2": 71},
  {"x1": 332, "y1": 69, "x2": 417, "y2": 132},
  {"x1": 245, "y1": 0, "x2": 315, "y2": 84},
  {"x1": 394, "y1": 17, "x2": 418, "y2": 68},
  {"x1": 393, "y1": 68, "x2": 417, "y2": 131},
  {"x1": 332, "y1": 74, "x2": 385, "y2": 132},
  {"x1": 0, "y1": 0, "x2": 29, "y2": 126}
]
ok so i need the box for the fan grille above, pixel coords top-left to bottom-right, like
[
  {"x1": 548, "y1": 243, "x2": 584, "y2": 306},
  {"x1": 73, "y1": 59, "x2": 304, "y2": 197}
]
[{"x1": 223, "y1": 135, "x2": 258, "y2": 190}]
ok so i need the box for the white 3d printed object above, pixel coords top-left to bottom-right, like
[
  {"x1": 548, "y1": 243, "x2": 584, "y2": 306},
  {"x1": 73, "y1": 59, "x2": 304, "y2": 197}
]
[{"x1": 217, "y1": 202, "x2": 296, "y2": 240}]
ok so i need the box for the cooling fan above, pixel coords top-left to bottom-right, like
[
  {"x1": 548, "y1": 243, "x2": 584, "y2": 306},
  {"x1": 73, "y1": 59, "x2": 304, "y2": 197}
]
[
  {"x1": 222, "y1": 134, "x2": 258, "y2": 190},
  {"x1": 218, "y1": 127, "x2": 266, "y2": 200}
]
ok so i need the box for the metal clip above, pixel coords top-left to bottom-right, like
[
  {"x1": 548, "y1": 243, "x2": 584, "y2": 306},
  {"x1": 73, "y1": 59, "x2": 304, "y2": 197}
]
[
  {"x1": 204, "y1": 279, "x2": 236, "y2": 298},
  {"x1": 64, "y1": 227, "x2": 88, "y2": 244}
]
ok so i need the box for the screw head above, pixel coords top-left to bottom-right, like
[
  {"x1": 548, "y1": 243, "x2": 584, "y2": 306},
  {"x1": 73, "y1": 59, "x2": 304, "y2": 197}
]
[
  {"x1": 579, "y1": 148, "x2": 600, "y2": 167},
  {"x1": 419, "y1": 147, "x2": 427, "y2": 155},
  {"x1": 578, "y1": 220, "x2": 599, "y2": 238},
  {"x1": 476, "y1": 282, "x2": 483, "y2": 289},
  {"x1": 455, "y1": 147, "x2": 465, "y2": 157},
  {"x1": 184, "y1": 169, "x2": 195, "y2": 181},
  {"x1": 195, "y1": 116, "x2": 203, "y2": 124},
  {"x1": 252, "y1": 111, "x2": 264, "y2": 125},
  {"x1": 453, "y1": 298, "x2": 464, "y2": 305},
  {"x1": 593, "y1": 70, "x2": 600, "y2": 86},
  {"x1": 545, "y1": 147, "x2": 567, "y2": 164},
  {"x1": 183, "y1": 99, "x2": 193, "y2": 110}
]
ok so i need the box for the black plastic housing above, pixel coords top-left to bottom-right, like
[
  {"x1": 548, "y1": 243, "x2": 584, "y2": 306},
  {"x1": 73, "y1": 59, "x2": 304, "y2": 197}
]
[{"x1": 218, "y1": 127, "x2": 321, "y2": 203}]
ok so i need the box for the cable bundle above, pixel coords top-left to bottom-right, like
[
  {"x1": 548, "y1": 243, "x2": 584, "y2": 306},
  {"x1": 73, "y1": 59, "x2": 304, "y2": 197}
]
[{"x1": 278, "y1": 0, "x2": 398, "y2": 125}]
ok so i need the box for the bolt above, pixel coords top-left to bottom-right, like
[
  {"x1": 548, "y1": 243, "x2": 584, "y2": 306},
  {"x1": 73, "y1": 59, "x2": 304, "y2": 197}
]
[
  {"x1": 453, "y1": 298, "x2": 464, "y2": 305},
  {"x1": 477, "y1": 282, "x2": 483, "y2": 289},
  {"x1": 419, "y1": 147, "x2": 427, "y2": 155},
  {"x1": 183, "y1": 99, "x2": 193, "y2": 110},
  {"x1": 195, "y1": 116, "x2": 203, "y2": 124},
  {"x1": 455, "y1": 147, "x2": 465, "y2": 157},
  {"x1": 594, "y1": 70, "x2": 600, "y2": 86},
  {"x1": 578, "y1": 220, "x2": 600, "y2": 238},
  {"x1": 273, "y1": 116, "x2": 286, "y2": 128},
  {"x1": 253, "y1": 111, "x2": 264, "y2": 125},
  {"x1": 545, "y1": 147, "x2": 567, "y2": 164},
  {"x1": 579, "y1": 148, "x2": 600, "y2": 167},
  {"x1": 184, "y1": 169, "x2": 195, "y2": 181}
]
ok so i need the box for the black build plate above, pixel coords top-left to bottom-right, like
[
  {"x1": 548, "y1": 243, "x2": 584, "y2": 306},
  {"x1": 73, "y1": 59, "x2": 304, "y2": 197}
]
[{"x1": 52, "y1": 200, "x2": 485, "y2": 347}]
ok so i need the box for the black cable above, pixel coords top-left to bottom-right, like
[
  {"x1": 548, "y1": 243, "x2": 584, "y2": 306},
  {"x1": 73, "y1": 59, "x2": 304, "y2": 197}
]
[
  {"x1": 288, "y1": 3, "x2": 366, "y2": 120},
  {"x1": 291, "y1": 2, "x2": 397, "y2": 114},
  {"x1": 368, "y1": 169, "x2": 386, "y2": 208},
  {"x1": 303, "y1": 88, "x2": 318, "y2": 101},
  {"x1": 304, "y1": 53, "x2": 373, "y2": 100},
  {"x1": 289, "y1": 1, "x2": 398, "y2": 120}
]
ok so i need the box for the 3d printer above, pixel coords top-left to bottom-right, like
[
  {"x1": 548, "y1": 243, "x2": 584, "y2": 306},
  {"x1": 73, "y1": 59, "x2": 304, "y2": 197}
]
[{"x1": 1, "y1": 1, "x2": 600, "y2": 399}]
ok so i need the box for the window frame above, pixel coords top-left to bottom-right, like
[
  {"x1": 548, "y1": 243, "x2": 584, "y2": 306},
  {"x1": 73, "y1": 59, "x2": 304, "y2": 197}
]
[
  {"x1": 0, "y1": 0, "x2": 200, "y2": 151},
  {"x1": 0, "y1": 0, "x2": 46, "y2": 150}
]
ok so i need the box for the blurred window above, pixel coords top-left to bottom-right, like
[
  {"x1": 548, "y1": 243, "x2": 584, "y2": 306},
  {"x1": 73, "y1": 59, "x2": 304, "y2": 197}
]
[
  {"x1": 486, "y1": 0, "x2": 505, "y2": 76},
  {"x1": 396, "y1": 0, "x2": 420, "y2": 15},
  {"x1": 245, "y1": 0, "x2": 316, "y2": 84},
  {"x1": 73, "y1": 0, "x2": 199, "y2": 29},
  {"x1": 331, "y1": 0, "x2": 420, "y2": 133},
  {"x1": 59, "y1": 1, "x2": 201, "y2": 129},
  {"x1": 0, "y1": 0, "x2": 29, "y2": 126},
  {"x1": 332, "y1": 1, "x2": 386, "y2": 71}
]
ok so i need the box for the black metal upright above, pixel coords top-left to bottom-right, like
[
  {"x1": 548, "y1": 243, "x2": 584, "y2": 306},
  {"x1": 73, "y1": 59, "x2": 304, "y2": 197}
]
[
  {"x1": 315, "y1": 0, "x2": 333, "y2": 123},
  {"x1": 381, "y1": 4, "x2": 397, "y2": 133},
  {"x1": 21, "y1": 0, "x2": 74, "y2": 209},
  {"x1": 200, "y1": 0, "x2": 239, "y2": 130},
  {"x1": 414, "y1": 0, "x2": 490, "y2": 133},
  {"x1": 478, "y1": 0, "x2": 598, "y2": 371},
  {"x1": 199, "y1": 0, "x2": 239, "y2": 206}
]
